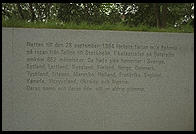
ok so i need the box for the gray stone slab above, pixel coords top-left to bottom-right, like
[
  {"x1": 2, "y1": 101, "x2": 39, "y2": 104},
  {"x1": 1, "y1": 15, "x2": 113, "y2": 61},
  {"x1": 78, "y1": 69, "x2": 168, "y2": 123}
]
[{"x1": 2, "y1": 27, "x2": 194, "y2": 131}]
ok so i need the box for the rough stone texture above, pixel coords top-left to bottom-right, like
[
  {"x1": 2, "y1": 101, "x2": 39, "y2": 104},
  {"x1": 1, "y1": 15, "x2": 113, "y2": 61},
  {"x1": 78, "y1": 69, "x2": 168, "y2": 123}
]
[{"x1": 2, "y1": 28, "x2": 194, "y2": 131}]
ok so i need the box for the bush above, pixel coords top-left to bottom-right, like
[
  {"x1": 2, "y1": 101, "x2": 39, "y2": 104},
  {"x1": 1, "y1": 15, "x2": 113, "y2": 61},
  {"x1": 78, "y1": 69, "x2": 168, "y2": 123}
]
[{"x1": 2, "y1": 18, "x2": 194, "y2": 33}]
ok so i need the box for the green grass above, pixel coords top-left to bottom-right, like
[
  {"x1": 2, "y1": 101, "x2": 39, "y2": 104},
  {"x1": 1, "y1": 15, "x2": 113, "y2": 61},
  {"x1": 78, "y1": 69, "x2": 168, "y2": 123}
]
[{"x1": 2, "y1": 19, "x2": 194, "y2": 33}]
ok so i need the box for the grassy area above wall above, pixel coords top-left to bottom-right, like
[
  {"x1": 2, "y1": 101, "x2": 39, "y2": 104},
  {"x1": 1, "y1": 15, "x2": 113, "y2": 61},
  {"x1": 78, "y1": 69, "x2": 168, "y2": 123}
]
[{"x1": 2, "y1": 19, "x2": 194, "y2": 33}]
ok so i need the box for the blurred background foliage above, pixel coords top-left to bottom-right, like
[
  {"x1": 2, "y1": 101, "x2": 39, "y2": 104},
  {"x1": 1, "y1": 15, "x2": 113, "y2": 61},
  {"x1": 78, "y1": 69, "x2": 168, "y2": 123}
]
[{"x1": 2, "y1": 3, "x2": 194, "y2": 31}]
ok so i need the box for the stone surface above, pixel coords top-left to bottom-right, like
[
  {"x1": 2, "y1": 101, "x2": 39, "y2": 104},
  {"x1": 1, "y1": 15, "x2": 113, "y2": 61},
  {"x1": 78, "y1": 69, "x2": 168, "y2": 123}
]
[{"x1": 2, "y1": 27, "x2": 194, "y2": 131}]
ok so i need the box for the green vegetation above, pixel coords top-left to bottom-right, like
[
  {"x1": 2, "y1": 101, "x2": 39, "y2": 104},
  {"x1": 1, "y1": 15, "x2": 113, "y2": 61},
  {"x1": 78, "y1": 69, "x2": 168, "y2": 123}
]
[
  {"x1": 2, "y1": 19, "x2": 193, "y2": 33},
  {"x1": 2, "y1": 3, "x2": 194, "y2": 33}
]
